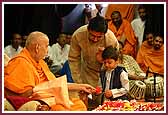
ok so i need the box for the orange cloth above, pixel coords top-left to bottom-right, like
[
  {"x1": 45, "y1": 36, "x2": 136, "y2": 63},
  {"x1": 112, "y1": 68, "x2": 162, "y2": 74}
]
[
  {"x1": 136, "y1": 41, "x2": 153, "y2": 72},
  {"x1": 136, "y1": 42, "x2": 164, "y2": 74},
  {"x1": 105, "y1": 4, "x2": 135, "y2": 22},
  {"x1": 108, "y1": 19, "x2": 137, "y2": 58},
  {"x1": 50, "y1": 98, "x2": 87, "y2": 111},
  {"x1": 5, "y1": 48, "x2": 55, "y2": 94},
  {"x1": 4, "y1": 48, "x2": 86, "y2": 111}
]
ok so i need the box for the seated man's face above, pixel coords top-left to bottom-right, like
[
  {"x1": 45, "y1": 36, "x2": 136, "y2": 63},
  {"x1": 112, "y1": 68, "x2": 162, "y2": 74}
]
[
  {"x1": 58, "y1": 35, "x2": 66, "y2": 47},
  {"x1": 146, "y1": 33, "x2": 154, "y2": 46},
  {"x1": 111, "y1": 13, "x2": 122, "y2": 27},
  {"x1": 153, "y1": 36, "x2": 163, "y2": 50},
  {"x1": 12, "y1": 34, "x2": 22, "y2": 48}
]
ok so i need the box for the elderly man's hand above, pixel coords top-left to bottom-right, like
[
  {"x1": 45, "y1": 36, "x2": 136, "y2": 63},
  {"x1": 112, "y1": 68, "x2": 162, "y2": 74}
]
[
  {"x1": 68, "y1": 83, "x2": 96, "y2": 94},
  {"x1": 79, "y1": 84, "x2": 96, "y2": 94}
]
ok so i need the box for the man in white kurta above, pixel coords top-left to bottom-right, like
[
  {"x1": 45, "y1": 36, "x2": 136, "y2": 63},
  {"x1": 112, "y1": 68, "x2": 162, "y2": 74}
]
[
  {"x1": 91, "y1": 4, "x2": 107, "y2": 18},
  {"x1": 4, "y1": 33, "x2": 23, "y2": 58},
  {"x1": 48, "y1": 34, "x2": 70, "y2": 73},
  {"x1": 131, "y1": 5, "x2": 147, "y2": 50},
  {"x1": 49, "y1": 43, "x2": 70, "y2": 67}
]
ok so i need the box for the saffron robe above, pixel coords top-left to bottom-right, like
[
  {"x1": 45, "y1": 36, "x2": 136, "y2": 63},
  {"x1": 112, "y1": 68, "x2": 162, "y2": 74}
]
[
  {"x1": 4, "y1": 48, "x2": 86, "y2": 111},
  {"x1": 137, "y1": 43, "x2": 164, "y2": 75},
  {"x1": 105, "y1": 4, "x2": 135, "y2": 22},
  {"x1": 108, "y1": 19, "x2": 137, "y2": 58}
]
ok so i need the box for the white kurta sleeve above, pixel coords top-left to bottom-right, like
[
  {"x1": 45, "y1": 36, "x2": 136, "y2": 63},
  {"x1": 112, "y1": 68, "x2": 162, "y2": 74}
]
[{"x1": 110, "y1": 70, "x2": 129, "y2": 98}]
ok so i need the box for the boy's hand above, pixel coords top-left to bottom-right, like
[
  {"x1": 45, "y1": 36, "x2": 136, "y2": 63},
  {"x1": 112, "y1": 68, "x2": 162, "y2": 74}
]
[{"x1": 104, "y1": 90, "x2": 113, "y2": 99}]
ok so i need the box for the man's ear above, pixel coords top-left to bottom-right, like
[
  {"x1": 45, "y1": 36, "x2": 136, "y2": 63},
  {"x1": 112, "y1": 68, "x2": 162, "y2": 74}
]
[{"x1": 35, "y1": 44, "x2": 39, "y2": 53}]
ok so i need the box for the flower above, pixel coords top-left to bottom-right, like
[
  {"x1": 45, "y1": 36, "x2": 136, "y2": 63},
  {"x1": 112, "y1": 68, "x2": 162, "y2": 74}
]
[{"x1": 95, "y1": 86, "x2": 102, "y2": 94}]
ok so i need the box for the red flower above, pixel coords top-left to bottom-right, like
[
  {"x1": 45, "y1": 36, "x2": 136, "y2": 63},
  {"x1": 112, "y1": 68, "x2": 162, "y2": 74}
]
[{"x1": 95, "y1": 86, "x2": 102, "y2": 94}]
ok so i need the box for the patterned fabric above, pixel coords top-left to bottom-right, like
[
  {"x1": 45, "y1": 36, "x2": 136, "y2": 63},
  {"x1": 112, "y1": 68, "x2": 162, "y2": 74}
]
[{"x1": 119, "y1": 54, "x2": 144, "y2": 77}]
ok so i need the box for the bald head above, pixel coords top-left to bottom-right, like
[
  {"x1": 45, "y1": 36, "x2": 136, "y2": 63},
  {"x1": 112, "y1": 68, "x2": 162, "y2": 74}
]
[
  {"x1": 25, "y1": 31, "x2": 49, "y2": 62},
  {"x1": 25, "y1": 31, "x2": 48, "y2": 48}
]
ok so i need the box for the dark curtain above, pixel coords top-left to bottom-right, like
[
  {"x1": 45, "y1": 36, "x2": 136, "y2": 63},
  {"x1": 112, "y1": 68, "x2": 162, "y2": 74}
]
[
  {"x1": 143, "y1": 4, "x2": 164, "y2": 41},
  {"x1": 150, "y1": 4, "x2": 164, "y2": 37},
  {"x1": 4, "y1": 4, "x2": 26, "y2": 46},
  {"x1": 4, "y1": 4, "x2": 77, "y2": 46},
  {"x1": 57, "y1": 4, "x2": 77, "y2": 17},
  {"x1": 62, "y1": 4, "x2": 84, "y2": 34},
  {"x1": 4, "y1": 4, "x2": 164, "y2": 46},
  {"x1": 28, "y1": 4, "x2": 63, "y2": 45}
]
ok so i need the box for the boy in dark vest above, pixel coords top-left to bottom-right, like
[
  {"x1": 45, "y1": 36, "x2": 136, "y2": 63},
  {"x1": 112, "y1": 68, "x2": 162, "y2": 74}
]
[{"x1": 97, "y1": 46, "x2": 129, "y2": 104}]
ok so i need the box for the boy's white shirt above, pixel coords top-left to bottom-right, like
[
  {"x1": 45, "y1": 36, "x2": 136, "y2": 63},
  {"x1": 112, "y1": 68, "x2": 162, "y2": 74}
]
[{"x1": 98, "y1": 69, "x2": 129, "y2": 99}]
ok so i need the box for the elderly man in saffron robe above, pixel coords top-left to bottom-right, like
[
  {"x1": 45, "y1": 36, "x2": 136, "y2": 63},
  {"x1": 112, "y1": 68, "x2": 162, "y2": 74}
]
[{"x1": 4, "y1": 31, "x2": 96, "y2": 111}]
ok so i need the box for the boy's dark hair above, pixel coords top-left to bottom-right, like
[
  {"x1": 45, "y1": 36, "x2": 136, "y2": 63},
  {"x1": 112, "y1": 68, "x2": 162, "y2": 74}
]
[
  {"x1": 102, "y1": 46, "x2": 119, "y2": 61},
  {"x1": 88, "y1": 15, "x2": 108, "y2": 33}
]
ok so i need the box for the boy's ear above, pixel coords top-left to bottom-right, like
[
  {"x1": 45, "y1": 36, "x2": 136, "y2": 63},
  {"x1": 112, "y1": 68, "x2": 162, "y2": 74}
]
[
  {"x1": 114, "y1": 61, "x2": 119, "y2": 68},
  {"x1": 116, "y1": 60, "x2": 119, "y2": 65}
]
